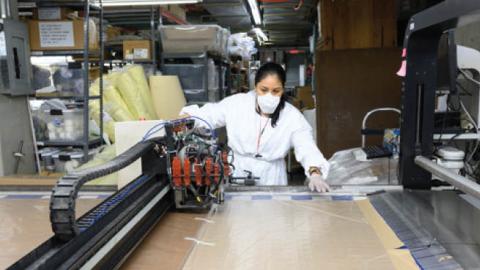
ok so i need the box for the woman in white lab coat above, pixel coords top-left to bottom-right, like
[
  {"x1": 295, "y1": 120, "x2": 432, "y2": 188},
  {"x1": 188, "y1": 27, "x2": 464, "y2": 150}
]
[{"x1": 181, "y1": 62, "x2": 330, "y2": 192}]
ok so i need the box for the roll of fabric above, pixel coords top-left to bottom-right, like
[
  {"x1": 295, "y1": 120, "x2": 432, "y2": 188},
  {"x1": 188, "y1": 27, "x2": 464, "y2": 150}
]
[
  {"x1": 103, "y1": 84, "x2": 135, "y2": 122},
  {"x1": 116, "y1": 72, "x2": 152, "y2": 120},
  {"x1": 126, "y1": 65, "x2": 157, "y2": 119}
]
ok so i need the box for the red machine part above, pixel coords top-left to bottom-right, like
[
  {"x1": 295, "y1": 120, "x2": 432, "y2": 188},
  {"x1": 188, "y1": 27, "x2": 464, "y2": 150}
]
[
  {"x1": 194, "y1": 159, "x2": 203, "y2": 186},
  {"x1": 213, "y1": 163, "x2": 220, "y2": 184},
  {"x1": 184, "y1": 158, "x2": 191, "y2": 186},
  {"x1": 222, "y1": 151, "x2": 230, "y2": 176},
  {"x1": 205, "y1": 157, "x2": 213, "y2": 186},
  {"x1": 172, "y1": 156, "x2": 182, "y2": 187}
]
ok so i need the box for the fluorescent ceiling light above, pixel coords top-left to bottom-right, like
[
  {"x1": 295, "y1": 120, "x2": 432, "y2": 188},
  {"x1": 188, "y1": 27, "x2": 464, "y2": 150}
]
[
  {"x1": 253, "y1": 28, "x2": 268, "y2": 42},
  {"x1": 247, "y1": 0, "x2": 261, "y2": 25},
  {"x1": 97, "y1": 0, "x2": 201, "y2": 7}
]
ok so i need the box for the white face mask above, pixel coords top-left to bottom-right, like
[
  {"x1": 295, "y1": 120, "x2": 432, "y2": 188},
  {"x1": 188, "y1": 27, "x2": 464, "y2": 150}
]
[{"x1": 257, "y1": 93, "x2": 281, "y2": 114}]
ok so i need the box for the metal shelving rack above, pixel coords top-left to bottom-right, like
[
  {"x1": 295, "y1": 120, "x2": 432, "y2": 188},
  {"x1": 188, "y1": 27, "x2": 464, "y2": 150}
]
[
  {"x1": 160, "y1": 52, "x2": 230, "y2": 104},
  {"x1": 28, "y1": 0, "x2": 104, "y2": 161},
  {"x1": 103, "y1": 6, "x2": 159, "y2": 71}
]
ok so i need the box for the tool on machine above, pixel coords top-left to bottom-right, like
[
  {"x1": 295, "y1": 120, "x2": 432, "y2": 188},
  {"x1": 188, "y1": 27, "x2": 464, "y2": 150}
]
[
  {"x1": 230, "y1": 170, "x2": 260, "y2": 186},
  {"x1": 163, "y1": 119, "x2": 234, "y2": 210}
]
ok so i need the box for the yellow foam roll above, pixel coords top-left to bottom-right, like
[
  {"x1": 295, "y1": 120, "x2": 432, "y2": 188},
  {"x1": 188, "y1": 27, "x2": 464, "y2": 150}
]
[
  {"x1": 126, "y1": 65, "x2": 157, "y2": 119},
  {"x1": 103, "y1": 85, "x2": 135, "y2": 121},
  {"x1": 90, "y1": 79, "x2": 100, "y2": 96},
  {"x1": 149, "y1": 75, "x2": 187, "y2": 120},
  {"x1": 116, "y1": 73, "x2": 153, "y2": 120},
  {"x1": 90, "y1": 109, "x2": 116, "y2": 143},
  {"x1": 105, "y1": 72, "x2": 121, "y2": 86}
]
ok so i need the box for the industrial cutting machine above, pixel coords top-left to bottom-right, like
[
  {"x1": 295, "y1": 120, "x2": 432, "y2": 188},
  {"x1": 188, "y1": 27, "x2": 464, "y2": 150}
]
[{"x1": 8, "y1": 118, "x2": 233, "y2": 270}]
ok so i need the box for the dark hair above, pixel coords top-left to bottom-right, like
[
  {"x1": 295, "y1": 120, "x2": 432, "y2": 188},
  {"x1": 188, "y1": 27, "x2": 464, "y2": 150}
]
[{"x1": 254, "y1": 62, "x2": 287, "y2": 128}]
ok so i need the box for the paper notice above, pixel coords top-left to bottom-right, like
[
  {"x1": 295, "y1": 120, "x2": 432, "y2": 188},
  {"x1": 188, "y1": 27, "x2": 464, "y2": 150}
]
[
  {"x1": 133, "y1": 48, "x2": 149, "y2": 59},
  {"x1": 38, "y1": 21, "x2": 75, "y2": 48},
  {"x1": 38, "y1": 8, "x2": 61, "y2": 20}
]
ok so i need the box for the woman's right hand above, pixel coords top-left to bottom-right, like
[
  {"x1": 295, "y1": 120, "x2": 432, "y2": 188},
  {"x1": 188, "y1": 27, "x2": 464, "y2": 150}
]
[{"x1": 307, "y1": 174, "x2": 330, "y2": 193}]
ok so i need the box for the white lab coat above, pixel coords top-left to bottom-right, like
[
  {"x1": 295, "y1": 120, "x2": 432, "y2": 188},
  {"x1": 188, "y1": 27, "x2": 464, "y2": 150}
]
[{"x1": 181, "y1": 91, "x2": 330, "y2": 185}]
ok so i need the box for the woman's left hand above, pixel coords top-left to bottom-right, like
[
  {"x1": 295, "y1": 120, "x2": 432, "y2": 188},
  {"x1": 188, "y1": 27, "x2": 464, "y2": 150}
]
[{"x1": 307, "y1": 174, "x2": 330, "y2": 193}]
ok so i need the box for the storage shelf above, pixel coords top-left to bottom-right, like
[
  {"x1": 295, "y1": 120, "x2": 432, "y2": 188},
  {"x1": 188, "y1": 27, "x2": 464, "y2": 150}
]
[
  {"x1": 107, "y1": 59, "x2": 154, "y2": 64},
  {"x1": 433, "y1": 133, "x2": 480, "y2": 140},
  {"x1": 34, "y1": 94, "x2": 101, "y2": 100},
  {"x1": 37, "y1": 138, "x2": 102, "y2": 147},
  {"x1": 28, "y1": 1, "x2": 101, "y2": 10},
  {"x1": 31, "y1": 50, "x2": 101, "y2": 57}
]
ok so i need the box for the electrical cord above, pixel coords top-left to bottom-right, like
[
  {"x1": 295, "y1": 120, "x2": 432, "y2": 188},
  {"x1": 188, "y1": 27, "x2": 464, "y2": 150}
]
[
  {"x1": 459, "y1": 68, "x2": 480, "y2": 85},
  {"x1": 141, "y1": 116, "x2": 216, "y2": 142},
  {"x1": 459, "y1": 100, "x2": 479, "y2": 163},
  {"x1": 456, "y1": 82, "x2": 473, "y2": 96}
]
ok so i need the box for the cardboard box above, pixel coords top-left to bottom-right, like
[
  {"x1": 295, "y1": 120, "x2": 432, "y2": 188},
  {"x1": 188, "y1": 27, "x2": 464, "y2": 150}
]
[
  {"x1": 166, "y1": 5, "x2": 186, "y2": 21},
  {"x1": 28, "y1": 20, "x2": 98, "y2": 51},
  {"x1": 123, "y1": 40, "x2": 151, "y2": 60},
  {"x1": 33, "y1": 7, "x2": 74, "y2": 20},
  {"x1": 105, "y1": 25, "x2": 122, "y2": 42},
  {"x1": 296, "y1": 85, "x2": 315, "y2": 110}
]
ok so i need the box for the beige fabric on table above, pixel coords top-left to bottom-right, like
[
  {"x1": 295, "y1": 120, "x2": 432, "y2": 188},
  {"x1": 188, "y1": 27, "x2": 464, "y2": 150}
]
[{"x1": 183, "y1": 199, "x2": 418, "y2": 270}]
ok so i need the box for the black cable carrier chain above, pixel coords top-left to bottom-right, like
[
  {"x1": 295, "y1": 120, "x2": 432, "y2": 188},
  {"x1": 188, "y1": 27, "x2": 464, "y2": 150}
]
[{"x1": 50, "y1": 139, "x2": 159, "y2": 241}]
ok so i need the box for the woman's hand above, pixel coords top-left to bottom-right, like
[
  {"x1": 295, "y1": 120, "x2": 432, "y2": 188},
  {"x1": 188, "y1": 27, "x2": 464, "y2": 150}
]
[{"x1": 307, "y1": 173, "x2": 330, "y2": 193}]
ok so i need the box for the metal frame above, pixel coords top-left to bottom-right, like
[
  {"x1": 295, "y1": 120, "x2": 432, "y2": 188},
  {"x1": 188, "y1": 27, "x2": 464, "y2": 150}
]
[
  {"x1": 31, "y1": 0, "x2": 104, "y2": 161},
  {"x1": 361, "y1": 107, "x2": 401, "y2": 148},
  {"x1": 103, "y1": 7, "x2": 159, "y2": 70},
  {"x1": 399, "y1": 0, "x2": 480, "y2": 189}
]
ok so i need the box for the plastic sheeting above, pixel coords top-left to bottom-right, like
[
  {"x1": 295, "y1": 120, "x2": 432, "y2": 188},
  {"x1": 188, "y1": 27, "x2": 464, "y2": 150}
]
[
  {"x1": 228, "y1": 33, "x2": 257, "y2": 60},
  {"x1": 183, "y1": 199, "x2": 418, "y2": 270},
  {"x1": 326, "y1": 148, "x2": 398, "y2": 186}
]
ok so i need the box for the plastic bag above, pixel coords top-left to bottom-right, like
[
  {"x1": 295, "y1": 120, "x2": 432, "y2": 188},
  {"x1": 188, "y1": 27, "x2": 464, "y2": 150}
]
[{"x1": 326, "y1": 148, "x2": 398, "y2": 185}]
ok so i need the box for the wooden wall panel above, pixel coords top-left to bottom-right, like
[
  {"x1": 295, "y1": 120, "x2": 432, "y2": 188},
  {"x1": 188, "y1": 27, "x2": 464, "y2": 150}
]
[
  {"x1": 317, "y1": 0, "x2": 397, "y2": 51},
  {"x1": 315, "y1": 48, "x2": 402, "y2": 158}
]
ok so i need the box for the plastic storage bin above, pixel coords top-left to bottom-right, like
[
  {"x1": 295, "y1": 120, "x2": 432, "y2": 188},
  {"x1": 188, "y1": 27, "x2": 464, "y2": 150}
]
[
  {"x1": 163, "y1": 64, "x2": 206, "y2": 90},
  {"x1": 160, "y1": 25, "x2": 223, "y2": 54},
  {"x1": 45, "y1": 108, "x2": 84, "y2": 141},
  {"x1": 184, "y1": 89, "x2": 208, "y2": 102},
  {"x1": 220, "y1": 28, "x2": 230, "y2": 57},
  {"x1": 52, "y1": 149, "x2": 87, "y2": 172},
  {"x1": 208, "y1": 88, "x2": 220, "y2": 102},
  {"x1": 52, "y1": 66, "x2": 84, "y2": 95},
  {"x1": 38, "y1": 148, "x2": 61, "y2": 172}
]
